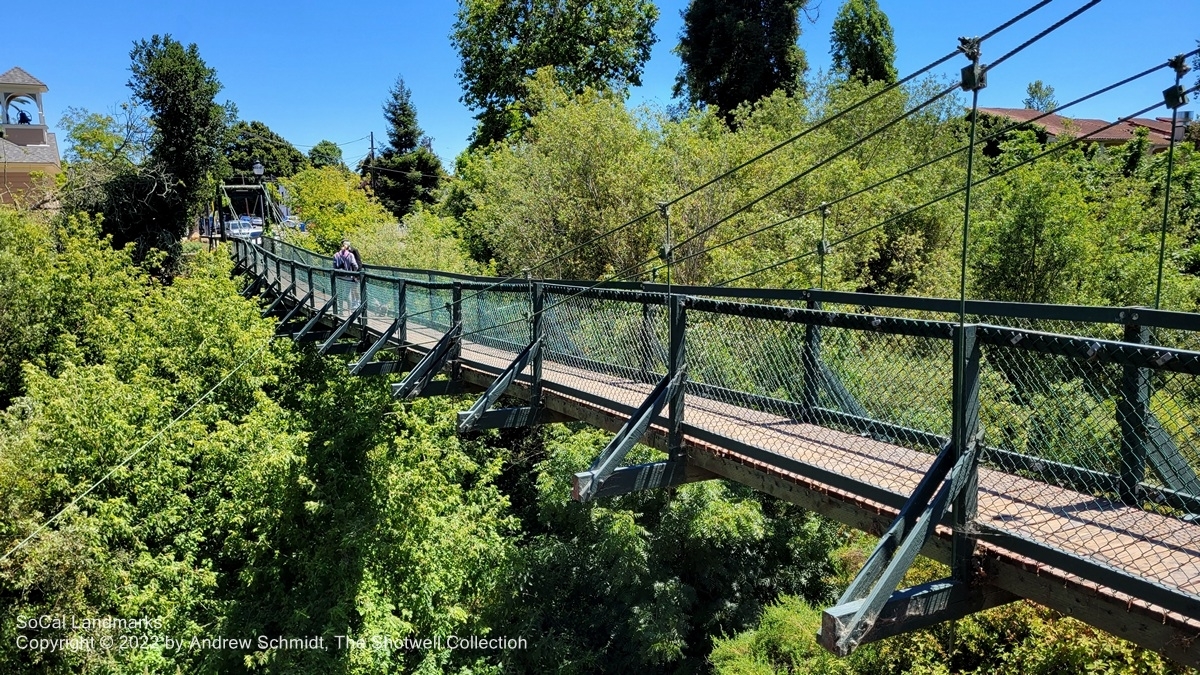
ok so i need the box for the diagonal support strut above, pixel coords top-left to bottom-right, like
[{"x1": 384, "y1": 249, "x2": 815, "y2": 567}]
[
  {"x1": 456, "y1": 338, "x2": 542, "y2": 433},
  {"x1": 572, "y1": 369, "x2": 685, "y2": 503},
  {"x1": 391, "y1": 324, "x2": 462, "y2": 399}
]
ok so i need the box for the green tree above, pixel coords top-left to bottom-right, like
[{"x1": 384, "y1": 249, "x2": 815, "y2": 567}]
[
  {"x1": 1023, "y1": 79, "x2": 1058, "y2": 112},
  {"x1": 367, "y1": 76, "x2": 443, "y2": 219},
  {"x1": 125, "y1": 34, "x2": 232, "y2": 262},
  {"x1": 829, "y1": 0, "x2": 897, "y2": 85},
  {"x1": 674, "y1": 0, "x2": 809, "y2": 121},
  {"x1": 224, "y1": 119, "x2": 309, "y2": 180},
  {"x1": 279, "y1": 165, "x2": 392, "y2": 251},
  {"x1": 451, "y1": 0, "x2": 659, "y2": 146},
  {"x1": 307, "y1": 139, "x2": 345, "y2": 170}
]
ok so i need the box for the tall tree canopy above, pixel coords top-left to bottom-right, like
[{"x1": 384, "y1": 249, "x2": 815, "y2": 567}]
[
  {"x1": 224, "y1": 120, "x2": 309, "y2": 180},
  {"x1": 308, "y1": 139, "x2": 346, "y2": 170},
  {"x1": 451, "y1": 0, "x2": 659, "y2": 147},
  {"x1": 1023, "y1": 80, "x2": 1058, "y2": 112},
  {"x1": 367, "y1": 76, "x2": 443, "y2": 220},
  {"x1": 126, "y1": 34, "x2": 231, "y2": 260},
  {"x1": 829, "y1": 0, "x2": 897, "y2": 85},
  {"x1": 674, "y1": 0, "x2": 809, "y2": 121}
]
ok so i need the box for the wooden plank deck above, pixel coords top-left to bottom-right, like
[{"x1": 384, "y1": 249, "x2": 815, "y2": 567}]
[{"x1": 259, "y1": 263, "x2": 1200, "y2": 664}]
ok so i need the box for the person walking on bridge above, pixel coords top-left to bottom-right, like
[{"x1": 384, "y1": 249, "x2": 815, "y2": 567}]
[{"x1": 334, "y1": 240, "x2": 362, "y2": 312}]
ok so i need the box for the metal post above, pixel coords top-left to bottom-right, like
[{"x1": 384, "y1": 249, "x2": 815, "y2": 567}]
[
  {"x1": 802, "y1": 297, "x2": 823, "y2": 423},
  {"x1": 819, "y1": 203, "x2": 830, "y2": 288},
  {"x1": 951, "y1": 38, "x2": 985, "y2": 585},
  {"x1": 532, "y1": 282, "x2": 544, "y2": 410},
  {"x1": 1118, "y1": 321, "x2": 1152, "y2": 506},
  {"x1": 451, "y1": 282, "x2": 463, "y2": 382},
  {"x1": 640, "y1": 285, "x2": 653, "y2": 382},
  {"x1": 331, "y1": 271, "x2": 339, "y2": 316},
  {"x1": 951, "y1": 324, "x2": 981, "y2": 582},
  {"x1": 668, "y1": 294, "x2": 686, "y2": 461},
  {"x1": 397, "y1": 279, "x2": 407, "y2": 345},
  {"x1": 359, "y1": 271, "x2": 369, "y2": 330},
  {"x1": 1155, "y1": 55, "x2": 1190, "y2": 309},
  {"x1": 307, "y1": 266, "x2": 314, "y2": 311}
]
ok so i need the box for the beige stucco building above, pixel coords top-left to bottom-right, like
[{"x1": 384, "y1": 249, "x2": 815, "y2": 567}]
[{"x1": 1, "y1": 67, "x2": 60, "y2": 204}]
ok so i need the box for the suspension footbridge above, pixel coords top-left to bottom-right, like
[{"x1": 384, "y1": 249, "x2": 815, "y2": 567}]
[{"x1": 235, "y1": 237, "x2": 1200, "y2": 666}]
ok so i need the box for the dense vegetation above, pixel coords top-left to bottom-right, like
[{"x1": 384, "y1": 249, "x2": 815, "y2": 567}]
[{"x1": 5, "y1": 3, "x2": 1200, "y2": 673}]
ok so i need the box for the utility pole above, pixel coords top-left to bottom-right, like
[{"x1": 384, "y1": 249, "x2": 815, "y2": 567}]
[{"x1": 369, "y1": 132, "x2": 376, "y2": 192}]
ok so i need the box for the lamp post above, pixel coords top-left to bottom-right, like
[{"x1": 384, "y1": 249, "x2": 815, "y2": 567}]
[{"x1": 252, "y1": 160, "x2": 264, "y2": 184}]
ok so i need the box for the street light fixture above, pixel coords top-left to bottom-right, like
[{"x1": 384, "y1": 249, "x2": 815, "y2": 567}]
[{"x1": 252, "y1": 160, "x2": 264, "y2": 183}]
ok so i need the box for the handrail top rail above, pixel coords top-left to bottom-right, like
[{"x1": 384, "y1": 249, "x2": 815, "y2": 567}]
[{"x1": 244, "y1": 237, "x2": 1200, "y2": 331}]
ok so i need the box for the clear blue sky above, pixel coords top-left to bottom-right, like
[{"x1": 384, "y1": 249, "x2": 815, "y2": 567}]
[{"x1": 19, "y1": 1, "x2": 1200, "y2": 168}]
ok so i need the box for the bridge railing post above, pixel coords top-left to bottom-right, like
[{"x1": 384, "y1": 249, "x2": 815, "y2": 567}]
[
  {"x1": 640, "y1": 283, "x2": 653, "y2": 382},
  {"x1": 951, "y1": 323, "x2": 982, "y2": 582},
  {"x1": 668, "y1": 294, "x2": 687, "y2": 460},
  {"x1": 1118, "y1": 319, "x2": 1151, "y2": 506},
  {"x1": 451, "y1": 282, "x2": 463, "y2": 382},
  {"x1": 359, "y1": 271, "x2": 369, "y2": 330},
  {"x1": 307, "y1": 266, "x2": 314, "y2": 311},
  {"x1": 802, "y1": 296, "x2": 823, "y2": 423},
  {"x1": 532, "y1": 279, "x2": 547, "y2": 408},
  {"x1": 397, "y1": 279, "x2": 407, "y2": 345},
  {"x1": 330, "y1": 269, "x2": 339, "y2": 316}
]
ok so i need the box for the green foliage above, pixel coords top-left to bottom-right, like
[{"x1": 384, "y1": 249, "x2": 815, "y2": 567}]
[
  {"x1": 368, "y1": 76, "x2": 444, "y2": 220},
  {"x1": 830, "y1": 0, "x2": 898, "y2": 85},
  {"x1": 278, "y1": 166, "x2": 392, "y2": 253},
  {"x1": 224, "y1": 119, "x2": 310, "y2": 179},
  {"x1": 1023, "y1": 80, "x2": 1058, "y2": 112},
  {"x1": 125, "y1": 34, "x2": 233, "y2": 264},
  {"x1": 457, "y1": 74, "x2": 666, "y2": 279},
  {"x1": 370, "y1": 148, "x2": 443, "y2": 220},
  {"x1": 351, "y1": 207, "x2": 482, "y2": 274},
  {"x1": 0, "y1": 211, "x2": 296, "y2": 672},
  {"x1": 307, "y1": 140, "x2": 346, "y2": 170},
  {"x1": 712, "y1": 537, "x2": 1192, "y2": 675},
  {"x1": 383, "y1": 75, "x2": 423, "y2": 154},
  {"x1": 674, "y1": 0, "x2": 809, "y2": 121},
  {"x1": 59, "y1": 105, "x2": 148, "y2": 166},
  {"x1": 485, "y1": 424, "x2": 842, "y2": 672},
  {"x1": 451, "y1": 0, "x2": 659, "y2": 146}
]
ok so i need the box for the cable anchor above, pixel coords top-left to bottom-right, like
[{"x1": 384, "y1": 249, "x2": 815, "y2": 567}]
[
  {"x1": 1164, "y1": 54, "x2": 1191, "y2": 110},
  {"x1": 958, "y1": 37, "x2": 986, "y2": 92}
]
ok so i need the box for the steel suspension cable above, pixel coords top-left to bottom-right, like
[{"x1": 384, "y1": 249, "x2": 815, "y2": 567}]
[
  {"x1": 626, "y1": 53, "x2": 1193, "y2": 287},
  {"x1": 623, "y1": 0, "x2": 1100, "y2": 281},
  {"x1": 709, "y1": 89, "x2": 1198, "y2": 289}
]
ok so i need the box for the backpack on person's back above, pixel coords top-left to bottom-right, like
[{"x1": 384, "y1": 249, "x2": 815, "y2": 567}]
[{"x1": 334, "y1": 247, "x2": 359, "y2": 272}]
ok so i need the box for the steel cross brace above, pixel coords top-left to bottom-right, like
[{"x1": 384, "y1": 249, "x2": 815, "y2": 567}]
[
  {"x1": 391, "y1": 323, "x2": 463, "y2": 399},
  {"x1": 456, "y1": 338, "x2": 543, "y2": 433},
  {"x1": 318, "y1": 302, "x2": 367, "y2": 355},
  {"x1": 275, "y1": 290, "x2": 313, "y2": 335},
  {"x1": 292, "y1": 297, "x2": 336, "y2": 343},
  {"x1": 261, "y1": 283, "x2": 295, "y2": 318},
  {"x1": 818, "y1": 437, "x2": 986, "y2": 656},
  {"x1": 349, "y1": 316, "x2": 407, "y2": 376},
  {"x1": 240, "y1": 276, "x2": 264, "y2": 298},
  {"x1": 572, "y1": 369, "x2": 686, "y2": 503}
]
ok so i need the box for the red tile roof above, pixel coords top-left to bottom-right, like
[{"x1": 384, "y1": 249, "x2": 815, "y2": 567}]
[{"x1": 977, "y1": 107, "x2": 1173, "y2": 148}]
